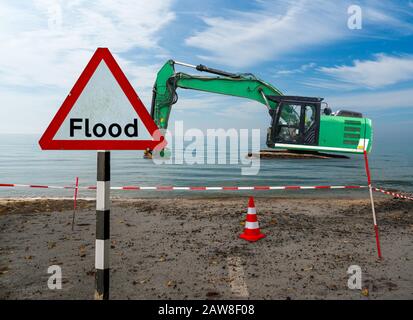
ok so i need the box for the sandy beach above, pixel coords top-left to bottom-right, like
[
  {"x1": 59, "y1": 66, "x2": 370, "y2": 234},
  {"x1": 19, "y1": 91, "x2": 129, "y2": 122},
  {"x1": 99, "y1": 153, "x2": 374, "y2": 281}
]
[{"x1": 0, "y1": 195, "x2": 412, "y2": 300}]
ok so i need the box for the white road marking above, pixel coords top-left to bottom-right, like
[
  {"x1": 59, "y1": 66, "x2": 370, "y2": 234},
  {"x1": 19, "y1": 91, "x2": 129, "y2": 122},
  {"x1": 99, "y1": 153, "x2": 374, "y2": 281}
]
[{"x1": 227, "y1": 256, "x2": 249, "y2": 298}]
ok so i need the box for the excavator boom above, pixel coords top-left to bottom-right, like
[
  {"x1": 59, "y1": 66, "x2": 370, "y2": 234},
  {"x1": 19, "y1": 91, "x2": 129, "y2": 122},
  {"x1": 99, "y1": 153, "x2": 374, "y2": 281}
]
[{"x1": 150, "y1": 60, "x2": 282, "y2": 130}]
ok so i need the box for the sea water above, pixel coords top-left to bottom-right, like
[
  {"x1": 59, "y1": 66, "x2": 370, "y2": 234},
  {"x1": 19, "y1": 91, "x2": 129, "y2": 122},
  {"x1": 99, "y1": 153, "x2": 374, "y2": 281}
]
[{"x1": 0, "y1": 134, "x2": 412, "y2": 198}]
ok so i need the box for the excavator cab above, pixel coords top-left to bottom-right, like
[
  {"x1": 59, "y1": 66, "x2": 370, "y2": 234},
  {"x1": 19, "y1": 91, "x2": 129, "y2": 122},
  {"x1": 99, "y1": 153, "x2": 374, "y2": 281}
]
[
  {"x1": 267, "y1": 96, "x2": 322, "y2": 147},
  {"x1": 266, "y1": 95, "x2": 372, "y2": 154}
]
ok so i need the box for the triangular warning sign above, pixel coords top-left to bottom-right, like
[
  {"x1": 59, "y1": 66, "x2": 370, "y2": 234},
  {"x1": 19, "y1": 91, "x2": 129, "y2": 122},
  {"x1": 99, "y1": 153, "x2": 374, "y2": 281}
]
[{"x1": 39, "y1": 48, "x2": 165, "y2": 150}]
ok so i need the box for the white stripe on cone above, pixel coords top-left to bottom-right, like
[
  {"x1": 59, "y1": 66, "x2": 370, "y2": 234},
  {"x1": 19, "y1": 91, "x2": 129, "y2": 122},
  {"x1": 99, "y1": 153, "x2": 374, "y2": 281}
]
[{"x1": 245, "y1": 221, "x2": 259, "y2": 229}]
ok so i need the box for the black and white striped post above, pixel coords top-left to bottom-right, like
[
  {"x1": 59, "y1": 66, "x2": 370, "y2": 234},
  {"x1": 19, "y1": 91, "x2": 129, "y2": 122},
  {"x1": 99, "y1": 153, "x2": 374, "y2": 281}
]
[{"x1": 95, "y1": 150, "x2": 110, "y2": 300}]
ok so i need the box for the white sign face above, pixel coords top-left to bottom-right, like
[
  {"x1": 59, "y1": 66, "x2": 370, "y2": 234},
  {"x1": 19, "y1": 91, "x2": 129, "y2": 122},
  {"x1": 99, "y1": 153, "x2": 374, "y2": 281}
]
[{"x1": 54, "y1": 61, "x2": 151, "y2": 141}]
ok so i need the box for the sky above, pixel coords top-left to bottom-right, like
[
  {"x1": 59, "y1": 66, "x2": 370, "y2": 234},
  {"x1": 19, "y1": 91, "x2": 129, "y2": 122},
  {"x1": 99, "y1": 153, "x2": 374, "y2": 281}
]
[{"x1": 0, "y1": 0, "x2": 412, "y2": 145}]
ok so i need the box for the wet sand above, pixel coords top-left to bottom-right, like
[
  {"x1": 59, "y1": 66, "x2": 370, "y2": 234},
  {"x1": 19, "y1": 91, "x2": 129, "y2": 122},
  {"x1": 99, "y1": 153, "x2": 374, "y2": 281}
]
[{"x1": 0, "y1": 196, "x2": 412, "y2": 299}]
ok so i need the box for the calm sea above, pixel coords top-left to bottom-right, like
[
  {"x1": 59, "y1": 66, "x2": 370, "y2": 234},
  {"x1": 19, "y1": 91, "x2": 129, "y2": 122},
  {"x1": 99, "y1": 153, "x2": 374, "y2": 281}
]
[{"x1": 0, "y1": 134, "x2": 412, "y2": 198}]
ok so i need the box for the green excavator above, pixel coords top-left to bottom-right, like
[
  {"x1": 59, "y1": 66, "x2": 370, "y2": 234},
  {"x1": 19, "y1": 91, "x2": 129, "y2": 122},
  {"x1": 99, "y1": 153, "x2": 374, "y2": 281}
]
[{"x1": 147, "y1": 60, "x2": 372, "y2": 158}]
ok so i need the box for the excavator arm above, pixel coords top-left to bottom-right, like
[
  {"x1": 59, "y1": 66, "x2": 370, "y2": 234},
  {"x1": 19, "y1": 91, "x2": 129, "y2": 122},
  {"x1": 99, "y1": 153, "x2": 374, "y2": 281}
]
[{"x1": 150, "y1": 60, "x2": 284, "y2": 131}]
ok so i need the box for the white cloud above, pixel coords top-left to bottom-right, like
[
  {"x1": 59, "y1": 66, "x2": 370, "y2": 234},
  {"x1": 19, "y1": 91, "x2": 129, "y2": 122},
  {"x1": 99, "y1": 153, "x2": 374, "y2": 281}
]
[
  {"x1": 0, "y1": 0, "x2": 175, "y2": 133},
  {"x1": 276, "y1": 62, "x2": 316, "y2": 75},
  {"x1": 319, "y1": 54, "x2": 413, "y2": 88},
  {"x1": 0, "y1": 89, "x2": 61, "y2": 134},
  {"x1": 0, "y1": 0, "x2": 175, "y2": 89},
  {"x1": 173, "y1": 92, "x2": 267, "y2": 115},
  {"x1": 185, "y1": 1, "x2": 346, "y2": 67},
  {"x1": 363, "y1": 6, "x2": 413, "y2": 34},
  {"x1": 167, "y1": 94, "x2": 269, "y2": 132},
  {"x1": 326, "y1": 87, "x2": 413, "y2": 112},
  {"x1": 185, "y1": 1, "x2": 413, "y2": 68},
  {"x1": 300, "y1": 78, "x2": 362, "y2": 91}
]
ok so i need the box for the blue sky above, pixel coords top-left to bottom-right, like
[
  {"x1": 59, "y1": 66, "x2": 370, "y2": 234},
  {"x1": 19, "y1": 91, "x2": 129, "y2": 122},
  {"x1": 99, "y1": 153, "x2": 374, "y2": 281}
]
[{"x1": 0, "y1": 0, "x2": 412, "y2": 145}]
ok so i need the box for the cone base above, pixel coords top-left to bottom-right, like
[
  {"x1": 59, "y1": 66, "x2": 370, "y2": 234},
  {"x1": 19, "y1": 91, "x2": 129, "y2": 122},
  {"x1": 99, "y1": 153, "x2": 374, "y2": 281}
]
[{"x1": 239, "y1": 232, "x2": 266, "y2": 242}]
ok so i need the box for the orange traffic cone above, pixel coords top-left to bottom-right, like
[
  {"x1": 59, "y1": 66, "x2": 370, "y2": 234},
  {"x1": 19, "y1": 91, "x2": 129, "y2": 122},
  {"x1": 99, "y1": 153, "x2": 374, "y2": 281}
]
[{"x1": 239, "y1": 197, "x2": 266, "y2": 242}]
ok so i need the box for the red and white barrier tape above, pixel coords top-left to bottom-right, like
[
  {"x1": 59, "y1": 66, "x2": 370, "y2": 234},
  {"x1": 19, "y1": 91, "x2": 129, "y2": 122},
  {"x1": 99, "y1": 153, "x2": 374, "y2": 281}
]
[
  {"x1": 0, "y1": 183, "x2": 366, "y2": 191},
  {"x1": 2, "y1": 182, "x2": 413, "y2": 202},
  {"x1": 373, "y1": 187, "x2": 413, "y2": 201},
  {"x1": 110, "y1": 185, "x2": 367, "y2": 191},
  {"x1": 1, "y1": 183, "x2": 412, "y2": 199},
  {"x1": 0, "y1": 183, "x2": 74, "y2": 189}
]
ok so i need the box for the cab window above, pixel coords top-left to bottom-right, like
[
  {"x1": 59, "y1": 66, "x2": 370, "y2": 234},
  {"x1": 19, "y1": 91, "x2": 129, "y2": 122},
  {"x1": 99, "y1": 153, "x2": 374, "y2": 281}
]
[
  {"x1": 304, "y1": 105, "x2": 315, "y2": 132},
  {"x1": 276, "y1": 104, "x2": 301, "y2": 143}
]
